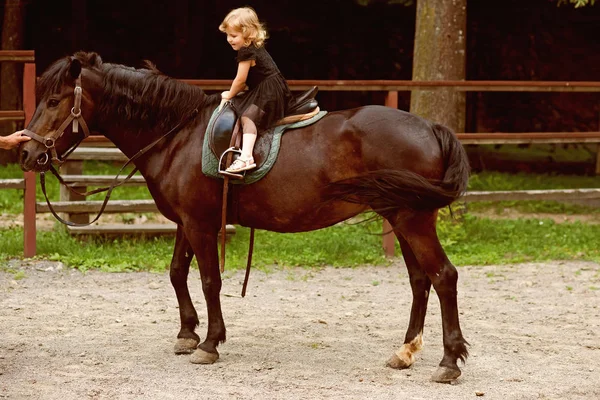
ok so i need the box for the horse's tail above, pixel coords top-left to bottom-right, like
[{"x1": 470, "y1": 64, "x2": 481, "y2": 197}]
[{"x1": 324, "y1": 123, "x2": 470, "y2": 213}]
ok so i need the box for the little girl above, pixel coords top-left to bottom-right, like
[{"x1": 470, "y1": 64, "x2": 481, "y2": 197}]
[{"x1": 219, "y1": 7, "x2": 293, "y2": 173}]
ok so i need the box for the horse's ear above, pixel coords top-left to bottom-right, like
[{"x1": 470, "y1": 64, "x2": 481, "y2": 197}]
[
  {"x1": 87, "y1": 52, "x2": 102, "y2": 67},
  {"x1": 68, "y1": 57, "x2": 82, "y2": 79}
]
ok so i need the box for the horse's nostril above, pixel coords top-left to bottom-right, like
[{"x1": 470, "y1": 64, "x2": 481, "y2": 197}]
[
  {"x1": 20, "y1": 150, "x2": 29, "y2": 163},
  {"x1": 36, "y1": 152, "x2": 49, "y2": 166}
]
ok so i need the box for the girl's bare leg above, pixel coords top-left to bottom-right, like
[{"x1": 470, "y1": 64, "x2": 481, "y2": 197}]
[{"x1": 226, "y1": 116, "x2": 257, "y2": 172}]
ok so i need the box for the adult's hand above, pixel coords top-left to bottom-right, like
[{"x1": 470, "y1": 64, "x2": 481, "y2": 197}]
[{"x1": 0, "y1": 130, "x2": 31, "y2": 150}]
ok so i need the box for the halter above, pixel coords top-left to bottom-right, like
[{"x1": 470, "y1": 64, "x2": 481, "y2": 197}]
[{"x1": 24, "y1": 76, "x2": 91, "y2": 166}]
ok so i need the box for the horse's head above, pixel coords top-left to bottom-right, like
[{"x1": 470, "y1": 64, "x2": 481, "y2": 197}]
[{"x1": 20, "y1": 52, "x2": 103, "y2": 172}]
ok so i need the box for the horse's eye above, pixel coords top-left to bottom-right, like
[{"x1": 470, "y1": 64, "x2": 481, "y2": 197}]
[{"x1": 47, "y1": 99, "x2": 60, "y2": 108}]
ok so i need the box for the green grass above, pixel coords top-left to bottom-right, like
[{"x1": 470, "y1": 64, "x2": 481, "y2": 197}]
[
  {"x1": 468, "y1": 171, "x2": 600, "y2": 191},
  {"x1": 466, "y1": 171, "x2": 600, "y2": 215},
  {"x1": 440, "y1": 214, "x2": 600, "y2": 265},
  {"x1": 1, "y1": 213, "x2": 599, "y2": 272},
  {"x1": 2, "y1": 164, "x2": 600, "y2": 271},
  {"x1": 466, "y1": 143, "x2": 596, "y2": 164},
  {"x1": 0, "y1": 219, "x2": 390, "y2": 272}
]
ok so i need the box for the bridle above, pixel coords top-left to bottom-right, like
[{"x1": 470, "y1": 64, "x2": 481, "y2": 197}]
[
  {"x1": 23, "y1": 74, "x2": 198, "y2": 227},
  {"x1": 24, "y1": 76, "x2": 91, "y2": 166}
]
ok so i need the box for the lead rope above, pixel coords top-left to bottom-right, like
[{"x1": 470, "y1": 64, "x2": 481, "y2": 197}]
[{"x1": 241, "y1": 228, "x2": 255, "y2": 297}]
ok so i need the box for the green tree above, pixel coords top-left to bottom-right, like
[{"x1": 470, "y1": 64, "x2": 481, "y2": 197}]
[{"x1": 557, "y1": 0, "x2": 596, "y2": 7}]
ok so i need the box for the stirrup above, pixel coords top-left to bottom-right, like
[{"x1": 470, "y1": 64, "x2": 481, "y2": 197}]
[{"x1": 218, "y1": 147, "x2": 244, "y2": 179}]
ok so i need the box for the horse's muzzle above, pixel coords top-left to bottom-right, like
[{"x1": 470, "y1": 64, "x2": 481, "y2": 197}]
[{"x1": 19, "y1": 146, "x2": 51, "y2": 172}]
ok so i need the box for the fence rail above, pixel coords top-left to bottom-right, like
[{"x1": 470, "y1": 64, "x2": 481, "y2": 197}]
[
  {"x1": 0, "y1": 110, "x2": 25, "y2": 121},
  {"x1": 183, "y1": 79, "x2": 600, "y2": 92}
]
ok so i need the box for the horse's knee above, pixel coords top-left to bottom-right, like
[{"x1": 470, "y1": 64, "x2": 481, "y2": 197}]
[
  {"x1": 201, "y1": 276, "x2": 222, "y2": 296},
  {"x1": 409, "y1": 272, "x2": 431, "y2": 291},
  {"x1": 169, "y1": 266, "x2": 185, "y2": 284},
  {"x1": 432, "y1": 263, "x2": 458, "y2": 293}
]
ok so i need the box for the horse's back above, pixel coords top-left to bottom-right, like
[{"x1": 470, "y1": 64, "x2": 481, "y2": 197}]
[{"x1": 304, "y1": 105, "x2": 445, "y2": 176}]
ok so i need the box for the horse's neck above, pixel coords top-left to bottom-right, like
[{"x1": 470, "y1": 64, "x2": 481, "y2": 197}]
[{"x1": 101, "y1": 111, "x2": 208, "y2": 178}]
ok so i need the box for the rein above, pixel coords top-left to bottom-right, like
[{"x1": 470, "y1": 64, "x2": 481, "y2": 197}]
[
  {"x1": 26, "y1": 75, "x2": 198, "y2": 227},
  {"x1": 39, "y1": 113, "x2": 197, "y2": 227}
]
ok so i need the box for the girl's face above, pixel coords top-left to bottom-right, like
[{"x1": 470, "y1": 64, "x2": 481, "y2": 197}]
[{"x1": 225, "y1": 28, "x2": 246, "y2": 51}]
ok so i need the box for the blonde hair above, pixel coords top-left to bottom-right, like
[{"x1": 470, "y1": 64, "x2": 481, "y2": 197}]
[{"x1": 219, "y1": 7, "x2": 268, "y2": 48}]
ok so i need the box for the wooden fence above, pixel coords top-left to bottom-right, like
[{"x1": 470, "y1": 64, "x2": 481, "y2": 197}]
[
  {"x1": 0, "y1": 50, "x2": 36, "y2": 257},
  {"x1": 2, "y1": 52, "x2": 599, "y2": 256},
  {"x1": 59, "y1": 80, "x2": 600, "y2": 257}
]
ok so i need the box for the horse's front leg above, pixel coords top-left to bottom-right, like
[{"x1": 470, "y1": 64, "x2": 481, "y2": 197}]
[
  {"x1": 184, "y1": 224, "x2": 226, "y2": 364},
  {"x1": 169, "y1": 226, "x2": 201, "y2": 354}
]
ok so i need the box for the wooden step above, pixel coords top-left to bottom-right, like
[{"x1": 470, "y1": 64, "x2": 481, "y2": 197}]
[
  {"x1": 68, "y1": 223, "x2": 176, "y2": 235},
  {"x1": 36, "y1": 199, "x2": 158, "y2": 214},
  {"x1": 70, "y1": 147, "x2": 128, "y2": 162},
  {"x1": 67, "y1": 223, "x2": 237, "y2": 236},
  {"x1": 0, "y1": 179, "x2": 25, "y2": 189},
  {"x1": 61, "y1": 175, "x2": 147, "y2": 187}
]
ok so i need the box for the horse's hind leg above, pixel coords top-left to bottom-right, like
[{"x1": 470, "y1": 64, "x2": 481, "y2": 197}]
[
  {"x1": 387, "y1": 235, "x2": 431, "y2": 370},
  {"x1": 390, "y1": 210, "x2": 469, "y2": 383},
  {"x1": 170, "y1": 226, "x2": 200, "y2": 354}
]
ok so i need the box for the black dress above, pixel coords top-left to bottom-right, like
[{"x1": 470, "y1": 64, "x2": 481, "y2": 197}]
[{"x1": 231, "y1": 45, "x2": 293, "y2": 130}]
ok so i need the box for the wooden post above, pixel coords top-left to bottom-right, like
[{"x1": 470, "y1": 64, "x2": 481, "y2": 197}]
[
  {"x1": 23, "y1": 61, "x2": 36, "y2": 257},
  {"x1": 60, "y1": 160, "x2": 89, "y2": 224},
  {"x1": 382, "y1": 91, "x2": 398, "y2": 258},
  {"x1": 597, "y1": 108, "x2": 600, "y2": 175},
  {"x1": 596, "y1": 145, "x2": 600, "y2": 175}
]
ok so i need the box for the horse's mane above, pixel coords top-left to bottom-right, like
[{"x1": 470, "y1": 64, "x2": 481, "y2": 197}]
[{"x1": 37, "y1": 51, "x2": 220, "y2": 133}]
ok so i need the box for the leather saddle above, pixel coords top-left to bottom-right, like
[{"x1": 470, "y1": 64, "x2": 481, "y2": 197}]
[{"x1": 208, "y1": 86, "x2": 320, "y2": 169}]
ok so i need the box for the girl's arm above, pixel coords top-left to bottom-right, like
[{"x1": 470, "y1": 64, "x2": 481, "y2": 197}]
[{"x1": 222, "y1": 60, "x2": 252, "y2": 100}]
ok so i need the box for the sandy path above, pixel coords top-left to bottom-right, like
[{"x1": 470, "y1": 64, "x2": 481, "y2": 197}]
[{"x1": 1, "y1": 259, "x2": 599, "y2": 399}]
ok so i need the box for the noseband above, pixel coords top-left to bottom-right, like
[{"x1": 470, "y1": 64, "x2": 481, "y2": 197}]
[{"x1": 24, "y1": 76, "x2": 91, "y2": 165}]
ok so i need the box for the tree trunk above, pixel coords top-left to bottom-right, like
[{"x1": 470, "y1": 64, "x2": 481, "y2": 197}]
[
  {"x1": 410, "y1": 0, "x2": 466, "y2": 133},
  {"x1": 0, "y1": 0, "x2": 25, "y2": 164}
]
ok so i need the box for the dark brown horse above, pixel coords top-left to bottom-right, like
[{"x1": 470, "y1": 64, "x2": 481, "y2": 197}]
[{"x1": 20, "y1": 52, "x2": 470, "y2": 382}]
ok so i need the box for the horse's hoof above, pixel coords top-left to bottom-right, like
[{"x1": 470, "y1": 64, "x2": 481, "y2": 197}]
[
  {"x1": 431, "y1": 366, "x2": 461, "y2": 383},
  {"x1": 190, "y1": 348, "x2": 219, "y2": 364},
  {"x1": 174, "y1": 338, "x2": 199, "y2": 355},
  {"x1": 386, "y1": 352, "x2": 414, "y2": 369}
]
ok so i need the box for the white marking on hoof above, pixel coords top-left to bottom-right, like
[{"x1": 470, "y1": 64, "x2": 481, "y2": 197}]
[
  {"x1": 190, "y1": 348, "x2": 219, "y2": 364},
  {"x1": 387, "y1": 333, "x2": 423, "y2": 369},
  {"x1": 174, "y1": 338, "x2": 199, "y2": 355},
  {"x1": 431, "y1": 366, "x2": 461, "y2": 383},
  {"x1": 387, "y1": 352, "x2": 414, "y2": 369}
]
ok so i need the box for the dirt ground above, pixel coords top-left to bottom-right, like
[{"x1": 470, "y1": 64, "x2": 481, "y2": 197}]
[{"x1": 1, "y1": 259, "x2": 599, "y2": 400}]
